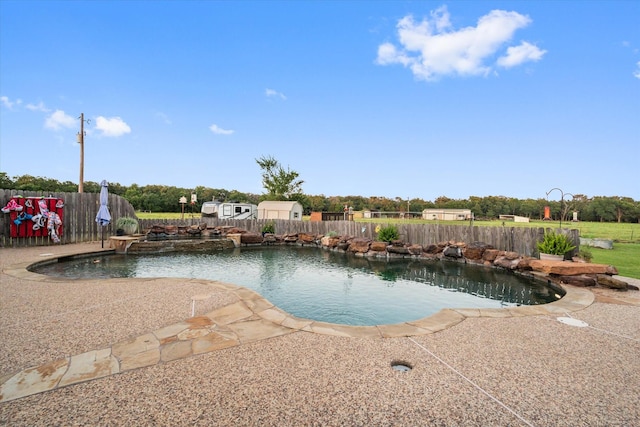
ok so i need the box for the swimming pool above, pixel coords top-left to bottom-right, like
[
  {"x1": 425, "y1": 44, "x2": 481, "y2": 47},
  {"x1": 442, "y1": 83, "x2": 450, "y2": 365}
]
[{"x1": 34, "y1": 246, "x2": 562, "y2": 326}]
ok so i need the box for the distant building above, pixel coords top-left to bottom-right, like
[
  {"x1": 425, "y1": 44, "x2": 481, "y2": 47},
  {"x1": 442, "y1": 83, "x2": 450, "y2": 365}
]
[
  {"x1": 257, "y1": 201, "x2": 303, "y2": 221},
  {"x1": 422, "y1": 209, "x2": 472, "y2": 221},
  {"x1": 310, "y1": 212, "x2": 345, "y2": 221},
  {"x1": 499, "y1": 214, "x2": 530, "y2": 223}
]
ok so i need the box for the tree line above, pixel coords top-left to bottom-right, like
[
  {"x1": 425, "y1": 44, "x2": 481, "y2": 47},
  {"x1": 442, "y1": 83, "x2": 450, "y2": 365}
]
[{"x1": 1, "y1": 172, "x2": 638, "y2": 223}]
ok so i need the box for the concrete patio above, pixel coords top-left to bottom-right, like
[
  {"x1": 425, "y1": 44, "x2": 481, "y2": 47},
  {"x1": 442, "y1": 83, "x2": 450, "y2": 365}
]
[{"x1": 1, "y1": 243, "x2": 638, "y2": 426}]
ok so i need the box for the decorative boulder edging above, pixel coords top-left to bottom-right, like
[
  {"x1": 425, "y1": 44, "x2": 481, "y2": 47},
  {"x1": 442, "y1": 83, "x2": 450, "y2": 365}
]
[
  {"x1": 127, "y1": 239, "x2": 235, "y2": 253},
  {"x1": 140, "y1": 224, "x2": 635, "y2": 291}
]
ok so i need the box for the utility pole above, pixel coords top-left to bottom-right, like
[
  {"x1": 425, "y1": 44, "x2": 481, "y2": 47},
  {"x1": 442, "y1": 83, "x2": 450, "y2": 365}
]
[
  {"x1": 77, "y1": 113, "x2": 90, "y2": 193},
  {"x1": 78, "y1": 113, "x2": 85, "y2": 193}
]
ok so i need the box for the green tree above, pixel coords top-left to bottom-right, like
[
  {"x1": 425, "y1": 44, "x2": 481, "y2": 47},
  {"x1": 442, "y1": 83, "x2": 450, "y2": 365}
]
[
  {"x1": 612, "y1": 197, "x2": 636, "y2": 223},
  {"x1": 124, "y1": 184, "x2": 144, "y2": 210},
  {"x1": 590, "y1": 196, "x2": 617, "y2": 222},
  {"x1": 307, "y1": 194, "x2": 330, "y2": 212},
  {"x1": 0, "y1": 172, "x2": 14, "y2": 189},
  {"x1": 255, "y1": 155, "x2": 304, "y2": 200}
]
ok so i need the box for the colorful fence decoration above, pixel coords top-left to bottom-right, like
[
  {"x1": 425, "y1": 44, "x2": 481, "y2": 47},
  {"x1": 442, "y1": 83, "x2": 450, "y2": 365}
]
[
  {"x1": 0, "y1": 190, "x2": 138, "y2": 247},
  {"x1": 1, "y1": 196, "x2": 64, "y2": 242}
]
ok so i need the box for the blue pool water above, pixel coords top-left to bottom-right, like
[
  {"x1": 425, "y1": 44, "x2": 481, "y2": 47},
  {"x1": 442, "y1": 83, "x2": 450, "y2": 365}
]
[{"x1": 34, "y1": 246, "x2": 561, "y2": 326}]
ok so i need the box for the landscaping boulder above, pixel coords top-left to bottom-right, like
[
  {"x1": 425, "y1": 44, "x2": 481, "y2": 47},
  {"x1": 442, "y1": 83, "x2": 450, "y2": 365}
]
[
  {"x1": 187, "y1": 226, "x2": 201, "y2": 235},
  {"x1": 493, "y1": 256, "x2": 519, "y2": 270},
  {"x1": 369, "y1": 241, "x2": 387, "y2": 252},
  {"x1": 464, "y1": 242, "x2": 492, "y2": 260},
  {"x1": 365, "y1": 250, "x2": 387, "y2": 258},
  {"x1": 408, "y1": 244, "x2": 423, "y2": 256},
  {"x1": 348, "y1": 238, "x2": 371, "y2": 253},
  {"x1": 321, "y1": 236, "x2": 340, "y2": 248},
  {"x1": 387, "y1": 245, "x2": 410, "y2": 255},
  {"x1": 503, "y1": 251, "x2": 520, "y2": 260},
  {"x1": 149, "y1": 225, "x2": 165, "y2": 234},
  {"x1": 262, "y1": 234, "x2": 277, "y2": 244},
  {"x1": 596, "y1": 274, "x2": 628, "y2": 290},
  {"x1": 555, "y1": 275, "x2": 597, "y2": 287},
  {"x1": 515, "y1": 257, "x2": 536, "y2": 271},
  {"x1": 298, "y1": 233, "x2": 316, "y2": 244},
  {"x1": 336, "y1": 241, "x2": 350, "y2": 251},
  {"x1": 483, "y1": 249, "x2": 500, "y2": 262},
  {"x1": 424, "y1": 244, "x2": 442, "y2": 255},
  {"x1": 240, "y1": 233, "x2": 263, "y2": 244},
  {"x1": 530, "y1": 261, "x2": 618, "y2": 276},
  {"x1": 443, "y1": 245, "x2": 462, "y2": 258}
]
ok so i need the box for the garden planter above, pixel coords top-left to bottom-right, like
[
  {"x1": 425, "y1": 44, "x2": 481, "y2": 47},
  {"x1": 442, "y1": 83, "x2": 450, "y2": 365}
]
[{"x1": 539, "y1": 253, "x2": 564, "y2": 261}]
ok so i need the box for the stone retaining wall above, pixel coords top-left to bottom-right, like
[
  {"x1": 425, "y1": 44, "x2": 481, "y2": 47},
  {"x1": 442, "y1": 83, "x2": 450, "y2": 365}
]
[{"x1": 139, "y1": 224, "x2": 635, "y2": 292}]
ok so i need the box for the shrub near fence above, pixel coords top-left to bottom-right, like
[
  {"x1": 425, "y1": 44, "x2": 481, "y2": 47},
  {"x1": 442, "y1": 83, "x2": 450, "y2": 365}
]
[
  {"x1": 0, "y1": 189, "x2": 137, "y2": 247},
  {"x1": 137, "y1": 218, "x2": 580, "y2": 258}
]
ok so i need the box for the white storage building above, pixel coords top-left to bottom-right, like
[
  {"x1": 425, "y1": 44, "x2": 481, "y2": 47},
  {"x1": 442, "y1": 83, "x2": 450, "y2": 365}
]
[
  {"x1": 257, "y1": 201, "x2": 303, "y2": 221},
  {"x1": 422, "y1": 209, "x2": 473, "y2": 221}
]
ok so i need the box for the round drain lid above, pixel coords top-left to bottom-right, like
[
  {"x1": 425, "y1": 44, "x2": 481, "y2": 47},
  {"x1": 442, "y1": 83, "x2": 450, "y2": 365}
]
[
  {"x1": 557, "y1": 317, "x2": 589, "y2": 327},
  {"x1": 391, "y1": 361, "x2": 412, "y2": 372}
]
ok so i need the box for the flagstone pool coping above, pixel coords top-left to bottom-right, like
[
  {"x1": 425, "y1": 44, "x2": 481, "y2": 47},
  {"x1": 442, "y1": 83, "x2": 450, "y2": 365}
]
[{"x1": 0, "y1": 246, "x2": 598, "y2": 403}]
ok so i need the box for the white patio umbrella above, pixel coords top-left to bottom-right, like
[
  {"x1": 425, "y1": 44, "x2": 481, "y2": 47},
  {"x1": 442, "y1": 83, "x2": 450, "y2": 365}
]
[{"x1": 95, "y1": 180, "x2": 111, "y2": 248}]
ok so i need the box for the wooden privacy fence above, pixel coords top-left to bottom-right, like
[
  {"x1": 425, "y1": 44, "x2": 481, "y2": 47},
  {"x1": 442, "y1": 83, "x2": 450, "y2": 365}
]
[
  {"x1": 0, "y1": 191, "x2": 579, "y2": 255},
  {"x1": 138, "y1": 218, "x2": 580, "y2": 258},
  {"x1": 0, "y1": 189, "x2": 136, "y2": 247}
]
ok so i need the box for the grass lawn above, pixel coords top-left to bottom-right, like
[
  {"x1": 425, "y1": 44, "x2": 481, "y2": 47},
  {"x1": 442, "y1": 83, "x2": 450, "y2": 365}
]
[
  {"x1": 360, "y1": 218, "x2": 640, "y2": 243},
  {"x1": 589, "y1": 243, "x2": 640, "y2": 279},
  {"x1": 136, "y1": 211, "x2": 196, "y2": 220}
]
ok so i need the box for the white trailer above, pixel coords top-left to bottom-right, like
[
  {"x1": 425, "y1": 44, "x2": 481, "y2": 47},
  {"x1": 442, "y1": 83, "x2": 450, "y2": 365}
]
[{"x1": 201, "y1": 201, "x2": 257, "y2": 219}]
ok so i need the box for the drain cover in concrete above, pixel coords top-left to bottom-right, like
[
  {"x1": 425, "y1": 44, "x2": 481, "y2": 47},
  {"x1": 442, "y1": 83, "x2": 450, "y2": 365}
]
[
  {"x1": 557, "y1": 317, "x2": 589, "y2": 327},
  {"x1": 391, "y1": 362, "x2": 412, "y2": 372}
]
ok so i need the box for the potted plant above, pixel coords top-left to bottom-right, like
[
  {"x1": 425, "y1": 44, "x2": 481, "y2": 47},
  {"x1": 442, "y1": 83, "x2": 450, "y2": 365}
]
[
  {"x1": 115, "y1": 216, "x2": 139, "y2": 235},
  {"x1": 537, "y1": 231, "x2": 576, "y2": 261}
]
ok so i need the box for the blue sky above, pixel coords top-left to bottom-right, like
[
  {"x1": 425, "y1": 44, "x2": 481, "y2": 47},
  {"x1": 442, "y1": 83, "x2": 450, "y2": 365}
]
[{"x1": 1, "y1": 1, "x2": 638, "y2": 201}]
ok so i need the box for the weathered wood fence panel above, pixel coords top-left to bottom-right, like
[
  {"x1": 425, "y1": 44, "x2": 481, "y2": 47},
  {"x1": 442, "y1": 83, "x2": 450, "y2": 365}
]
[
  {"x1": 137, "y1": 218, "x2": 579, "y2": 257},
  {"x1": 0, "y1": 189, "x2": 136, "y2": 247},
  {"x1": 1, "y1": 192, "x2": 578, "y2": 255}
]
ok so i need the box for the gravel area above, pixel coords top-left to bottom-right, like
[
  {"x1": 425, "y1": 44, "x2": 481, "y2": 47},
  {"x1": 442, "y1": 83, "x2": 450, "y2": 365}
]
[
  {"x1": 0, "y1": 244, "x2": 239, "y2": 375},
  {"x1": 1, "y1": 244, "x2": 639, "y2": 426}
]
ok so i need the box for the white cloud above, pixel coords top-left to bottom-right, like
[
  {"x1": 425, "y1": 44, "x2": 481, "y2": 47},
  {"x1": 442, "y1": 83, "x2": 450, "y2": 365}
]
[
  {"x1": 1, "y1": 96, "x2": 14, "y2": 109},
  {"x1": 45, "y1": 110, "x2": 76, "y2": 130},
  {"x1": 1, "y1": 96, "x2": 22, "y2": 110},
  {"x1": 634, "y1": 61, "x2": 640, "y2": 79},
  {"x1": 95, "y1": 116, "x2": 131, "y2": 137},
  {"x1": 26, "y1": 101, "x2": 50, "y2": 112},
  {"x1": 377, "y1": 43, "x2": 412, "y2": 66},
  {"x1": 156, "y1": 112, "x2": 172, "y2": 125},
  {"x1": 376, "y1": 6, "x2": 544, "y2": 80},
  {"x1": 265, "y1": 88, "x2": 287, "y2": 100},
  {"x1": 497, "y1": 41, "x2": 547, "y2": 68},
  {"x1": 209, "y1": 124, "x2": 234, "y2": 135},
  {"x1": 431, "y1": 5, "x2": 451, "y2": 32}
]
